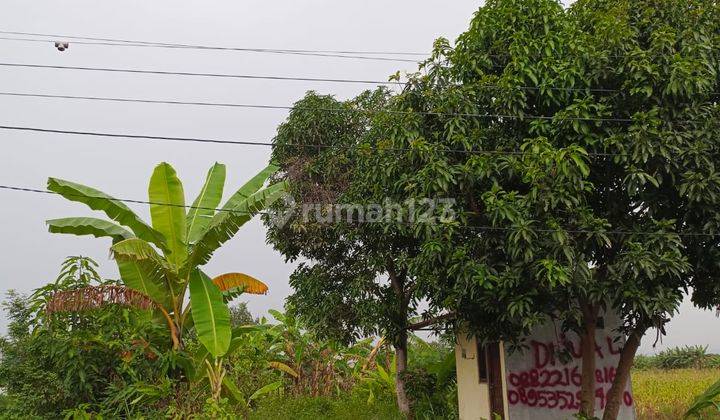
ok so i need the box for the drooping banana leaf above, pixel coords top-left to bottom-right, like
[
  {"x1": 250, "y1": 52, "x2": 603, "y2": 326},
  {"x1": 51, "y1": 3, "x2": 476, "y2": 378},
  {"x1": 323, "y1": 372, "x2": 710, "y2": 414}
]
[
  {"x1": 268, "y1": 361, "x2": 299, "y2": 378},
  {"x1": 183, "y1": 181, "x2": 287, "y2": 272},
  {"x1": 220, "y1": 164, "x2": 278, "y2": 211},
  {"x1": 248, "y1": 381, "x2": 282, "y2": 403},
  {"x1": 116, "y1": 260, "x2": 170, "y2": 309},
  {"x1": 221, "y1": 376, "x2": 248, "y2": 406},
  {"x1": 47, "y1": 217, "x2": 133, "y2": 242},
  {"x1": 47, "y1": 177, "x2": 168, "y2": 251},
  {"x1": 148, "y1": 163, "x2": 187, "y2": 266},
  {"x1": 189, "y1": 269, "x2": 231, "y2": 358},
  {"x1": 111, "y1": 238, "x2": 169, "y2": 268},
  {"x1": 212, "y1": 273, "x2": 268, "y2": 294},
  {"x1": 187, "y1": 163, "x2": 226, "y2": 244},
  {"x1": 111, "y1": 238, "x2": 173, "y2": 307}
]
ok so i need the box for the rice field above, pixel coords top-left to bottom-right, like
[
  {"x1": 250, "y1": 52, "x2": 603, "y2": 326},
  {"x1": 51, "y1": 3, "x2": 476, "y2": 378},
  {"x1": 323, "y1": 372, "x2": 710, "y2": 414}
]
[{"x1": 632, "y1": 369, "x2": 720, "y2": 419}]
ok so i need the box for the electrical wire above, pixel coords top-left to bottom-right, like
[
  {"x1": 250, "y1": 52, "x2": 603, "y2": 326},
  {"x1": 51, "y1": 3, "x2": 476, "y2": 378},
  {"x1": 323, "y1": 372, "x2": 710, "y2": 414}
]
[
  {"x1": 0, "y1": 36, "x2": 420, "y2": 63},
  {"x1": 0, "y1": 29, "x2": 427, "y2": 56},
  {"x1": 0, "y1": 123, "x2": 668, "y2": 157},
  {"x1": 0, "y1": 62, "x2": 404, "y2": 86},
  {"x1": 0, "y1": 91, "x2": 640, "y2": 122},
  {"x1": 7, "y1": 29, "x2": 706, "y2": 62},
  {"x1": 0, "y1": 184, "x2": 717, "y2": 238},
  {"x1": 5, "y1": 62, "x2": 718, "y2": 95}
]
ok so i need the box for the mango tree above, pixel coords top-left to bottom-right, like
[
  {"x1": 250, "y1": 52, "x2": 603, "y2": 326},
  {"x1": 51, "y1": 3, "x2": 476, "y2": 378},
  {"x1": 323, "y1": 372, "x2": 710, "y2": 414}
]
[
  {"x1": 46, "y1": 162, "x2": 286, "y2": 361},
  {"x1": 365, "y1": 1, "x2": 720, "y2": 419}
]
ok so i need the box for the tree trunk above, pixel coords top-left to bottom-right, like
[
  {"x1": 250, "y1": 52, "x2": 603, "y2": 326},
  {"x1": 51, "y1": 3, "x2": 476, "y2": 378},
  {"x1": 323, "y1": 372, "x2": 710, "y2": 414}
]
[
  {"x1": 395, "y1": 331, "x2": 412, "y2": 418},
  {"x1": 387, "y1": 261, "x2": 413, "y2": 418},
  {"x1": 579, "y1": 303, "x2": 599, "y2": 418},
  {"x1": 602, "y1": 326, "x2": 643, "y2": 420}
]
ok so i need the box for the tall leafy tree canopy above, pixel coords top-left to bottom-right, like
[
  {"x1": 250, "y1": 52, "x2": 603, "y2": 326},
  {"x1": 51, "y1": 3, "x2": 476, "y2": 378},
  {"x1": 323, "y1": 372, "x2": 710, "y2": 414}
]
[
  {"x1": 269, "y1": 0, "x2": 720, "y2": 418},
  {"x1": 361, "y1": 0, "x2": 720, "y2": 417},
  {"x1": 265, "y1": 90, "x2": 447, "y2": 414}
]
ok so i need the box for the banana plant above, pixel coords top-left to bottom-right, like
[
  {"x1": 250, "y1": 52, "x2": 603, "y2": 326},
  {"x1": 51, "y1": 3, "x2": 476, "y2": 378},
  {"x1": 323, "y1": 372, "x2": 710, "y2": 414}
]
[{"x1": 46, "y1": 162, "x2": 286, "y2": 358}]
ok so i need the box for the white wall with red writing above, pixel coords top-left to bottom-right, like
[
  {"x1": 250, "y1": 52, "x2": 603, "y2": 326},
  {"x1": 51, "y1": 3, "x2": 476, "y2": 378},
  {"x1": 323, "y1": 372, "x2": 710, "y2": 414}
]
[{"x1": 504, "y1": 311, "x2": 635, "y2": 419}]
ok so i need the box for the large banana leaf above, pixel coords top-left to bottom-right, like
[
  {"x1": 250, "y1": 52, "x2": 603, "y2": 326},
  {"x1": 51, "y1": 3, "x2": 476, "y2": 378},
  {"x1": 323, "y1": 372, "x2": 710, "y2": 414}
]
[
  {"x1": 189, "y1": 269, "x2": 231, "y2": 357},
  {"x1": 187, "y1": 163, "x2": 226, "y2": 244},
  {"x1": 47, "y1": 217, "x2": 133, "y2": 242},
  {"x1": 220, "y1": 164, "x2": 278, "y2": 211},
  {"x1": 183, "y1": 181, "x2": 287, "y2": 271},
  {"x1": 47, "y1": 178, "x2": 167, "y2": 251},
  {"x1": 148, "y1": 163, "x2": 187, "y2": 267},
  {"x1": 192, "y1": 325, "x2": 267, "y2": 368}
]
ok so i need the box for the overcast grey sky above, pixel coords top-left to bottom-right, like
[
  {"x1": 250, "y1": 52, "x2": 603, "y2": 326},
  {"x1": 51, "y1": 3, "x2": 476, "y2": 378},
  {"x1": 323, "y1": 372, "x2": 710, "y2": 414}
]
[{"x1": 0, "y1": 0, "x2": 716, "y2": 354}]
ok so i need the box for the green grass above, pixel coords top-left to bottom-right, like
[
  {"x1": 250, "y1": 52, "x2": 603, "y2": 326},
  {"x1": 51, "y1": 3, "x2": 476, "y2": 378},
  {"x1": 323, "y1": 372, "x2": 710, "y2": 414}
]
[
  {"x1": 633, "y1": 369, "x2": 720, "y2": 419},
  {"x1": 249, "y1": 394, "x2": 403, "y2": 420},
  {"x1": 246, "y1": 369, "x2": 720, "y2": 420}
]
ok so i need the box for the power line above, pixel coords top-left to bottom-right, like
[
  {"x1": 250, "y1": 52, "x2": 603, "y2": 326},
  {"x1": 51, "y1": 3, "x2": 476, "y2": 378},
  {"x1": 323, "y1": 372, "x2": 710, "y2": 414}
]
[
  {"x1": 0, "y1": 184, "x2": 266, "y2": 216},
  {"x1": 6, "y1": 29, "x2": 707, "y2": 62},
  {"x1": 0, "y1": 125, "x2": 277, "y2": 147},
  {"x1": 0, "y1": 91, "x2": 639, "y2": 122},
  {"x1": 1, "y1": 184, "x2": 717, "y2": 238},
  {"x1": 0, "y1": 36, "x2": 420, "y2": 63},
  {"x1": 0, "y1": 29, "x2": 427, "y2": 56},
  {"x1": 0, "y1": 62, "x2": 404, "y2": 86},
  {"x1": 4, "y1": 62, "x2": 717, "y2": 95},
  {"x1": 0, "y1": 124, "x2": 659, "y2": 156},
  {"x1": 1, "y1": 91, "x2": 715, "y2": 125}
]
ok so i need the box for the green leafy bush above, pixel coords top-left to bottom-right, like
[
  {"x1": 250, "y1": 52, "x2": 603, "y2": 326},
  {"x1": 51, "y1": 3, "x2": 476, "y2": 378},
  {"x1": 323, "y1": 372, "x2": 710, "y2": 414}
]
[
  {"x1": 0, "y1": 257, "x2": 177, "y2": 418},
  {"x1": 656, "y1": 346, "x2": 710, "y2": 369},
  {"x1": 406, "y1": 336, "x2": 458, "y2": 419},
  {"x1": 634, "y1": 346, "x2": 720, "y2": 370},
  {"x1": 634, "y1": 354, "x2": 659, "y2": 370}
]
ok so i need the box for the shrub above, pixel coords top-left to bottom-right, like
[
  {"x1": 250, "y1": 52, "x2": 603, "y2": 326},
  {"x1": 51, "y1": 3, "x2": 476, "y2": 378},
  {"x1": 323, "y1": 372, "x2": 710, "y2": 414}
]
[
  {"x1": 656, "y1": 346, "x2": 710, "y2": 369},
  {"x1": 0, "y1": 257, "x2": 180, "y2": 418},
  {"x1": 406, "y1": 335, "x2": 458, "y2": 419},
  {"x1": 634, "y1": 346, "x2": 720, "y2": 371},
  {"x1": 706, "y1": 355, "x2": 720, "y2": 369},
  {"x1": 633, "y1": 354, "x2": 658, "y2": 370}
]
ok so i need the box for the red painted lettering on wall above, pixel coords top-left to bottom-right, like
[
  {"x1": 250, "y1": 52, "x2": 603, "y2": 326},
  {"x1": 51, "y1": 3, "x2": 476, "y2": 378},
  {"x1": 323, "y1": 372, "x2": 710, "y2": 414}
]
[{"x1": 507, "y1": 335, "x2": 633, "y2": 411}]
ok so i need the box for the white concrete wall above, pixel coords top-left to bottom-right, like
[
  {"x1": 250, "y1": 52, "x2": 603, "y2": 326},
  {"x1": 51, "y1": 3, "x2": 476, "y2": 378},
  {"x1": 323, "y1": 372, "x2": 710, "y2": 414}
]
[{"x1": 455, "y1": 334, "x2": 492, "y2": 420}]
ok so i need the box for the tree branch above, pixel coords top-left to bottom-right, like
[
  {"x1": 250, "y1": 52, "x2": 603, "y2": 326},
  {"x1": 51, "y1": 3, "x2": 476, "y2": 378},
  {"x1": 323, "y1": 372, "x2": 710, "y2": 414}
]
[{"x1": 407, "y1": 312, "x2": 456, "y2": 330}]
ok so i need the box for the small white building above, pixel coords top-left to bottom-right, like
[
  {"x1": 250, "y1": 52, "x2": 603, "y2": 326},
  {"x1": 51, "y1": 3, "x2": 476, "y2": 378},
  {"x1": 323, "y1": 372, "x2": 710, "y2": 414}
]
[
  {"x1": 455, "y1": 338, "x2": 508, "y2": 419},
  {"x1": 455, "y1": 312, "x2": 636, "y2": 420}
]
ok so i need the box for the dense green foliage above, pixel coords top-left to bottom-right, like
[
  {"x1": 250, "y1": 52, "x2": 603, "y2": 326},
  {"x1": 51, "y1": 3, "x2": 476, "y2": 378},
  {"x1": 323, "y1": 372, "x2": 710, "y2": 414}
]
[
  {"x1": 383, "y1": 0, "x2": 720, "y2": 354},
  {"x1": 0, "y1": 258, "x2": 172, "y2": 418},
  {"x1": 0, "y1": 258, "x2": 457, "y2": 418},
  {"x1": 634, "y1": 346, "x2": 720, "y2": 370},
  {"x1": 264, "y1": 90, "x2": 455, "y2": 413}
]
